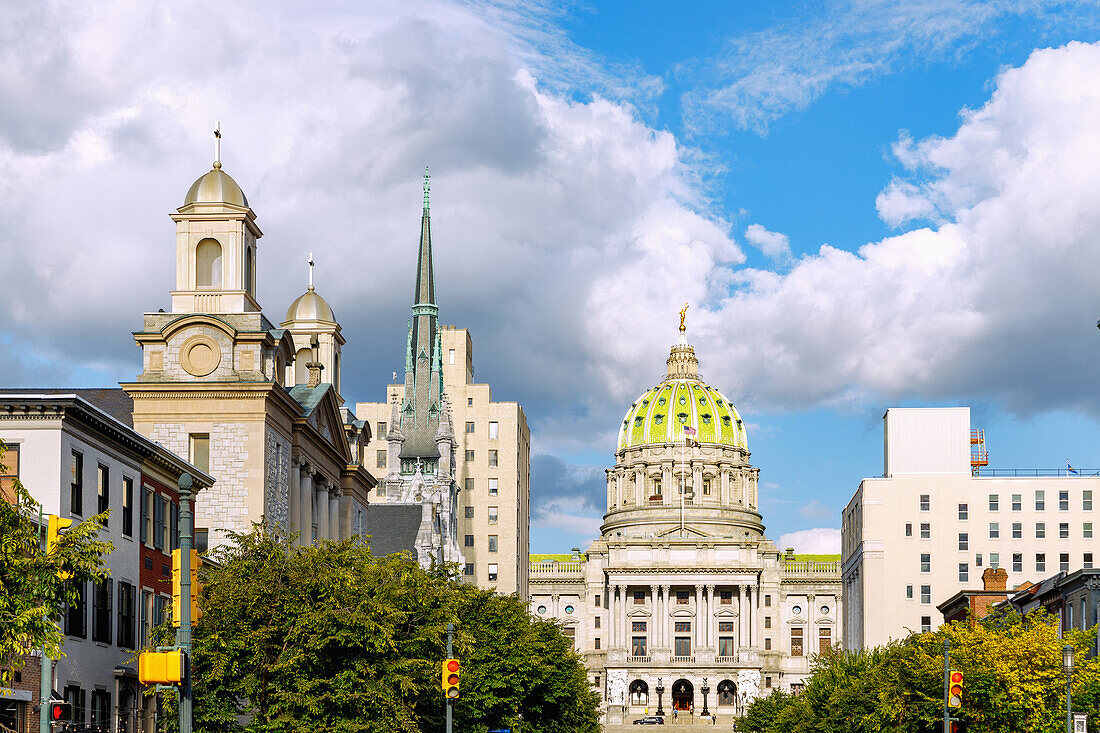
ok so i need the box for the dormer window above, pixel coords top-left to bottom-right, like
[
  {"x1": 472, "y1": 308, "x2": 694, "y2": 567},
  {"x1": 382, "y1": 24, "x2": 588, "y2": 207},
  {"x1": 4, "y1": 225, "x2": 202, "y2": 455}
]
[
  {"x1": 722, "y1": 416, "x2": 732, "y2": 426},
  {"x1": 654, "y1": 414, "x2": 664, "y2": 425},
  {"x1": 658, "y1": 397, "x2": 666, "y2": 406},
  {"x1": 701, "y1": 413, "x2": 712, "y2": 424},
  {"x1": 677, "y1": 412, "x2": 688, "y2": 424}
]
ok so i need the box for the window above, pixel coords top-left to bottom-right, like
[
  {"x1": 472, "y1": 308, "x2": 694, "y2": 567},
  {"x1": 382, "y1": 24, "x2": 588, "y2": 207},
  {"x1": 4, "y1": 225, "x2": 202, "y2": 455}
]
[
  {"x1": 633, "y1": 621, "x2": 647, "y2": 632},
  {"x1": 488, "y1": 535, "x2": 498, "y2": 552},
  {"x1": 376, "y1": 451, "x2": 386, "y2": 469},
  {"x1": 596, "y1": 595, "x2": 601, "y2": 608},
  {"x1": 1085, "y1": 490, "x2": 1093, "y2": 511},
  {"x1": 464, "y1": 507, "x2": 474, "y2": 519},
  {"x1": 1060, "y1": 553, "x2": 1070, "y2": 572},
  {"x1": 66, "y1": 581, "x2": 87, "y2": 638},
  {"x1": 463, "y1": 563, "x2": 474, "y2": 576},
  {"x1": 920, "y1": 585, "x2": 931, "y2": 604},
  {"x1": 467, "y1": 398, "x2": 473, "y2": 407},
  {"x1": 819, "y1": 627, "x2": 832, "y2": 654},
  {"x1": 920, "y1": 553, "x2": 930, "y2": 573},
  {"x1": 487, "y1": 563, "x2": 498, "y2": 582},
  {"x1": 920, "y1": 494, "x2": 930, "y2": 511},
  {"x1": 489, "y1": 450, "x2": 498, "y2": 468},
  {"x1": 675, "y1": 621, "x2": 691, "y2": 633},
  {"x1": 990, "y1": 552, "x2": 1000, "y2": 569},
  {"x1": 633, "y1": 590, "x2": 646, "y2": 605},
  {"x1": 1012, "y1": 522, "x2": 1022, "y2": 539},
  {"x1": 958, "y1": 563, "x2": 969, "y2": 582},
  {"x1": 595, "y1": 617, "x2": 601, "y2": 628},
  {"x1": 152, "y1": 494, "x2": 165, "y2": 551},
  {"x1": 989, "y1": 494, "x2": 999, "y2": 511},
  {"x1": 464, "y1": 478, "x2": 474, "y2": 492},
  {"x1": 1060, "y1": 490, "x2": 1070, "y2": 511},
  {"x1": 958, "y1": 532, "x2": 968, "y2": 550},
  {"x1": 920, "y1": 523, "x2": 930, "y2": 539},
  {"x1": 906, "y1": 585, "x2": 913, "y2": 599},
  {"x1": 489, "y1": 422, "x2": 499, "y2": 439},
  {"x1": 195, "y1": 238, "x2": 222, "y2": 288},
  {"x1": 958, "y1": 503, "x2": 968, "y2": 520},
  {"x1": 676, "y1": 591, "x2": 689, "y2": 605},
  {"x1": 989, "y1": 522, "x2": 999, "y2": 539},
  {"x1": 71, "y1": 450, "x2": 83, "y2": 516},
  {"x1": 0, "y1": 442, "x2": 17, "y2": 502},
  {"x1": 653, "y1": 478, "x2": 662, "y2": 496},
  {"x1": 465, "y1": 421, "x2": 475, "y2": 434},
  {"x1": 64, "y1": 686, "x2": 85, "y2": 728},
  {"x1": 465, "y1": 450, "x2": 475, "y2": 462},
  {"x1": 1035, "y1": 490, "x2": 1045, "y2": 511},
  {"x1": 122, "y1": 477, "x2": 133, "y2": 537},
  {"x1": 562, "y1": 627, "x2": 575, "y2": 647},
  {"x1": 905, "y1": 522, "x2": 913, "y2": 537},
  {"x1": 1085, "y1": 553, "x2": 1094, "y2": 570},
  {"x1": 594, "y1": 637, "x2": 601, "y2": 649},
  {"x1": 449, "y1": 348, "x2": 456, "y2": 364},
  {"x1": 975, "y1": 553, "x2": 983, "y2": 567},
  {"x1": 1085, "y1": 522, "x2": 1094, "y2": 539},
  {"x1": 97, "y1": 464, "x2": 110, "y2": 522},
  {"x1": 117, "y1": 581, "x2": 135, "y2": 649},
  {"x1": 171, "y1": 503, "x2": 179, "y2": 551},
  {"x1": 139, "y1": 590, "x2": 152, "y2": 647},
  {"x1": 1036, "y1": 553, "x2": 1046, "y2": 572},
  {"x1": 488, "y1": 507, "x2": 498, "y2": 524},
  {"x1": 376, "y1": 422, "x2": 386, "y2": 441},
  {"x1": 1012, "y1": 493, "x2": 1022, "y2": 511},
  {"x1": 189, "y1": 434, "x2": 210, "y2": 474},
  {"x1": 464, "y1": 535, "x2": 474, "y2": 547},
  {"x1": 765, "y1": 594, "x2": 772, "y2": 607},
  {"x1": 921, "y1": 616, "x2": 932, "y2": 633},
  {"x1": 703, "y1": 479, "x2": 712, "y2": 495},
  {"x1": 92, "y1": 579, "x2": 112, "y2": 644},
  {"x1": 674, "y1": 637, "x2": 692, "y2": 656},
  {"x1": 720, "y1": 590, "x2": 732, "y2": 605},
  {"x1": 765, "y1": 677, "x2": 773, "y2": 689},
  {"x1": 764, "y1": 638, "x2": 772, "y2": 650},
  {"x1": 1035, "y1": 522, "x2": 1046, "y2": 539},
  {"x1": 791, "y1": 627, "x2": 804, "y2": 657},
  {"x1": 719, "y1": 636, "x2": 735, "y2": 656},
  {"x1": 1060, "y1": 522, "x2": 1070, "y2": 539},
  {"x1": 376, "y1": 483, "x2": 387, "y2": 497},
  {"x1": 632, "y1": 636, "x2": 647, "y2": 656},
  {"x1": 488, "y1": 478, "x2": 498, "y2": 496},
  {"x1": 764, "y1": 616, "x2": 771, "y2": 629},
  {"x1": 1013, "y1": 553, "x2": 1023, "y2": 573}
]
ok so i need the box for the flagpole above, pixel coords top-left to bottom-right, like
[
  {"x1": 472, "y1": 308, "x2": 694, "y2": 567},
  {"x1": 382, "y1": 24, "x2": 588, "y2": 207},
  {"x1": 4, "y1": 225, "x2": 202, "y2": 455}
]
[{"x1": 680, "y1": 428, "x2": 685, "y2": 535}]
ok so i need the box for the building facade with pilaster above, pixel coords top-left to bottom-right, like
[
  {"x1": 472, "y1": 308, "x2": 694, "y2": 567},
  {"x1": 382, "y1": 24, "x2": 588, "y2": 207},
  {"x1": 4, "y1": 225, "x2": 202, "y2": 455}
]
[{"x1": 529, "y1": 324, "x2": 842, "y2": 724}]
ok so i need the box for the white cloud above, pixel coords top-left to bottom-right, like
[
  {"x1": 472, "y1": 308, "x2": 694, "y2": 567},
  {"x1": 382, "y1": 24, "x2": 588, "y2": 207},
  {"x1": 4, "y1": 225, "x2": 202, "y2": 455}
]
[
  {"x1": 745, "y1": 223, "x2": 792, "y2": 263},
  {"x1": 531, "y1": 494, "x2": 603, "y2": 538},
  {"x1": 777, "y1": 528, "x2": 841, "y2": 555},
  {"x1": 799, "y1": 500, "x2": 834, "y2": 522}
]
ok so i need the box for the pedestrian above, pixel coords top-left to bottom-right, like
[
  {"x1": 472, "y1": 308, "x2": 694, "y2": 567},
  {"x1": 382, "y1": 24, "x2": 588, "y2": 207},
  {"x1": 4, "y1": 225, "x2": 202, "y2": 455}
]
[{"x1": 711, "y1": 712, "x2": 717, "y2": 725}]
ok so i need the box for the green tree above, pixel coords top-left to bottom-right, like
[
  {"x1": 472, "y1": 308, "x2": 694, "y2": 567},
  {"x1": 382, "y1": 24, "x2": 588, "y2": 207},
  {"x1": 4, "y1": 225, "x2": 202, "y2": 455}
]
[
  {"x1": 186, "y1": 526, "x2": 599, "y2": 733},
  {"x1": 0, "y1": 442, "x2": 113, "y2": 686}
]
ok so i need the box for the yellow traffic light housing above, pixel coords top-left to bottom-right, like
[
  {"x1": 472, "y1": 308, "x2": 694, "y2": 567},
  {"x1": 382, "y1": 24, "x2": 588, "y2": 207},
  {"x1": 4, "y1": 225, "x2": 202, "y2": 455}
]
[
  {"x1": 442, "y1": 658, "x2": 460, "y2": 699},
  {"x1": 138, "y1": 650, "x2": 187, "y2": 685},
  {"x1": 171, "y1": 549, "x2": 202, "y2": 627},
  {"x1": 948, "y1": 670, "x2": 963, "y2": 708},
  {"x1": 46, "y1": 515, "x2": 74, "y2": 579}
]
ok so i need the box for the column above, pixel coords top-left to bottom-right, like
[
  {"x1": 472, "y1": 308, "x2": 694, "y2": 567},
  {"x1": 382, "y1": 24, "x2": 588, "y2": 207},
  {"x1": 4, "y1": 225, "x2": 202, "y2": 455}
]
[
  {"x1": 328, "y1": 488, "x2": 340, "y2": 540},
  {"x1": 298, "y1": 464, "x2": 312, "y2": 546},
  {"x1": 289, "y1": 457, "x2": 301, "y2": 545},
  {"x1": 650, "y1": 584, "x2": 659, "y2": 652},
  {"x1": 720, "y1": 469, "x2": 729, "y2": 505},
  {"x1": 694, "y1": 585, "x2": 704, "y2": 647},
  {"x1": 806, "y1": 593, "x2": 816, "y2": 653},
  {"x1": 692, "y1": 464, "x2": 702, "y2": 501},
  {"x1": 739, "y1": 585, "x2": 748, "y2": 650},
  {"x1": 750, "y1": 586, "x2": 758, "y2": 647},
  {"x1": 662, "y1": 464, "x2": 673, "y2": 505},
  {"x1": 620, "y1": 585, "x2": 628, "y2": 650},
  {"x1": 665, "y1": 585, "x2": 674, "y2": 650},
  {"x1": 316, "y1": 480, "x2": 330, "y2": 541},
  {"x1": 705, "y1": 585, "x2": 715, "y2": 648}
]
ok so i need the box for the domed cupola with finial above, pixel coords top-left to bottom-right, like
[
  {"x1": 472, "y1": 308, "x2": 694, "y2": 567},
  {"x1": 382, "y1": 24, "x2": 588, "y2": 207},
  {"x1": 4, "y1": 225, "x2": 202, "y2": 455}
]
[
  {"x1": 281, "y1": 252, "x2": 345, "y2": 400},
  {"x1": 171, "y1": 123, "x2": 263, "y2": 315}
]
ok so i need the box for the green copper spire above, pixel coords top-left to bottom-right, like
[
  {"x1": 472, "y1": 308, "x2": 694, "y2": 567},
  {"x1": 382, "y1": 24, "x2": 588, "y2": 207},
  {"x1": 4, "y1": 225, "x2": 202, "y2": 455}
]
[{"x1": 423, "y1": 166, "x2": 430, "y2": 211}]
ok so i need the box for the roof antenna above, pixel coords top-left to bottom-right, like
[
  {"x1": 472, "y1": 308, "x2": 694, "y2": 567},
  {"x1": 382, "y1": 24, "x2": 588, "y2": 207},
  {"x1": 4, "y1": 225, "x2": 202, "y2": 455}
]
[
  {"x1": 213, "y1": 121, "x2": 222, "y2": 169},
  {"x1": 308, "y1": 251, "x2": 315, "y2": 292}
]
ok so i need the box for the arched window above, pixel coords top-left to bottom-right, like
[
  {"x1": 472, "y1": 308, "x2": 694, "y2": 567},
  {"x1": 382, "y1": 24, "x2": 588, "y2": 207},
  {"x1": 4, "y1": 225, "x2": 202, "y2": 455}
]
[
  {"x1": 294, "y1": 348, "x2": 311, "y2": 385},
  {"x1": 334, "y1": 351, "x2": 340, "y2": 392},
  {"x1": 195, "y1": 239, "x2": 222, "y2": 289},
  {"x1": 244, "y1": 246, "x2": 254, "y2": 295},
  {"x1": 717, "y1": 680, "x2": 736, "y2": 706},
  {"x1": 629, "y1": 679, "x2": 649, "y2": 706}
]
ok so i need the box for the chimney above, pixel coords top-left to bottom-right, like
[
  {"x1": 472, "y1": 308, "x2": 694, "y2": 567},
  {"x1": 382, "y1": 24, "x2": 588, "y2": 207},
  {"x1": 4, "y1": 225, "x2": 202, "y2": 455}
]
[{"x1": 982, "y1": 567, "x2": 1008, "y2": 592}]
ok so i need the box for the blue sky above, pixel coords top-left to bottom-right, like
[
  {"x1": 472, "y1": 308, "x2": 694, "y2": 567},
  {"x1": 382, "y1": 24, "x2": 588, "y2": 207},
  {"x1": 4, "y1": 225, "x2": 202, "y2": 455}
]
[{"x1": 4, "y1": 1, "x2": 1100, "y2": 555}]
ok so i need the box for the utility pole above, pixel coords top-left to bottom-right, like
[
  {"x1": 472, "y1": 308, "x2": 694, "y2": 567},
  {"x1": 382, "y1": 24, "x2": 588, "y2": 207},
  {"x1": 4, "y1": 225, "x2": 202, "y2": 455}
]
[
  {"x1": 178, "y1": 473, "x2": 194, "y2": 733},
  {"x1": 942, "y1": 638, "x2": 950, "y2": 733},
  {"x1": 446, "y1": 623, "x2": 454, "y2": 733},
  {"x1": 38, "y1": 503, "x2": 51, "y2": 733}
]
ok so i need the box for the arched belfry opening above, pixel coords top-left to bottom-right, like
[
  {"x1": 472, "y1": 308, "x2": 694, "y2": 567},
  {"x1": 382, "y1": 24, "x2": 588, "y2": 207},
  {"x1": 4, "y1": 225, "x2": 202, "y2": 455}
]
[{"x1": 195, "y1": 238, "x2": 222, "y2": 289}]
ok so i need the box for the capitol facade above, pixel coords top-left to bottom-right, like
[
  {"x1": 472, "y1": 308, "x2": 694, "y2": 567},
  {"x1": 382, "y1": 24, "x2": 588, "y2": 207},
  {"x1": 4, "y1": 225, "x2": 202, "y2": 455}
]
[{"x1": 529, "y1": 321, "x2": 842, "y2": 724}]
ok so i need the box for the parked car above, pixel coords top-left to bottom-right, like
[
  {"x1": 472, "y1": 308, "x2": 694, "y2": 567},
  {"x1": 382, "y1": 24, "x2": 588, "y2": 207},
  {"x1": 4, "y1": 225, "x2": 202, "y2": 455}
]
[{"x1": 633, "y1": 716, "x2": 665, "y2": 725}]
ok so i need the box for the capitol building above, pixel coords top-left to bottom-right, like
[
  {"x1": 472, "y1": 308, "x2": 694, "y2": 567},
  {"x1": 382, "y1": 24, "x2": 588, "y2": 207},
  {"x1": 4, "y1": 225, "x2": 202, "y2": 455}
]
[{"x1": 530, "y1": 319, "x2": 842, "y2": 724}]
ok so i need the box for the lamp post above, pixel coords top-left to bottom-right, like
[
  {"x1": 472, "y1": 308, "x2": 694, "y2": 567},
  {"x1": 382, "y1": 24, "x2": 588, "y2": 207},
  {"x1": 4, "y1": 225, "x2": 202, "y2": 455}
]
[
  {"x1": 656, "y1": 677, "x2": 665, "y2": 718},
  {"x1": 701, "y1": 677, "x2": 710, "y2": 718},
  {"x1": 1064, "y1": 644, "x2": 1075, "y2": 733},
  {"x1": 178, "y1": 472, "x2": 195, "y2": 733}
]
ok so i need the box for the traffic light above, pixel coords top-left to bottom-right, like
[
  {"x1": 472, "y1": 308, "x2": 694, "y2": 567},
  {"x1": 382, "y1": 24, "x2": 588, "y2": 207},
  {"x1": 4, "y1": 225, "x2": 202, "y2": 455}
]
[
  {"x1": 49, "y1": 701, "x2": 72, "y2": 722},
  {"x1": 46, "y1": 515, "x2": 74, "y2": 579},
  {"x1": 948, "y1": 670, "x2": 964, "y2": 708},
  {"x1": 933, "y1": 721, "x2": 968, "y2": 733},
  {"x1": 171, "y1": 549, "x2": 202, "y2": 627},
  {"x1": 138, "y1": 649, "x2": 187, "y2": 685},
  {"x1": 442, "y1": 658, "x2": 460, "y2": 699}
]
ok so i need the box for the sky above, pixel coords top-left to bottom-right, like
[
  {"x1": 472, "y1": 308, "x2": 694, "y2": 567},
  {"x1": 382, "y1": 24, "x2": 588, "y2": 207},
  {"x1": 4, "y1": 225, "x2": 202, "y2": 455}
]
[{"x1": 4, "y1": 0, "x2": 1100, "y2": 554}]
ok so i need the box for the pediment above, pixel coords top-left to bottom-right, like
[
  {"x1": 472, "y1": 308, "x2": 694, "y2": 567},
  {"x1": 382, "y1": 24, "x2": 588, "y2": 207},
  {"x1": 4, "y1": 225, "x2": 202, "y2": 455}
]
[
  {"x1": 714, "y1": 607, "x2": 739, "y2": 618},
  {"x1": 627, "y1": 608, "x2": 652, "y2": 618},
  {"x1": 656, "y1": 525, "x2": 710, "y2": 539},
  {"x1": 670, "y1": 607, "x2": 696, "y2": 618}
]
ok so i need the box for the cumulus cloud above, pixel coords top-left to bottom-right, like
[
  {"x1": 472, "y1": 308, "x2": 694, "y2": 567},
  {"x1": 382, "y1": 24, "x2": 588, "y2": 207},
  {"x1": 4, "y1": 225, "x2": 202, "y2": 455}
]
[
  {"x1": 777, "y1": 528, "x2": 841, "y2": 555},
  {"x1": 529, "y1": 455, "x2": 605, "y2": 538},
  {"x1": 745, "y1": 223, "x2": 792, "y2": 263}
]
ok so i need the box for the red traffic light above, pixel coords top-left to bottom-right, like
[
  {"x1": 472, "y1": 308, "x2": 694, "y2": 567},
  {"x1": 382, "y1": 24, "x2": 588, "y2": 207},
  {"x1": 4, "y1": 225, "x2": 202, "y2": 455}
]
[
  {"x1": 950, "y1": 671, "x2": 963, "y2": 684},
  {"x1": 447, "y1": 659, "x2": 460, "y2": 673}
]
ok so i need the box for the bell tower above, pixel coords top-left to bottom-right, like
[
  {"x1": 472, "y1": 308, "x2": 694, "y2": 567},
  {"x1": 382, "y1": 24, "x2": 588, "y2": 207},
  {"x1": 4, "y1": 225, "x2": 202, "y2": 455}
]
[{"x1": 170, "y1": 124, "x2": 263, "y2": 314}]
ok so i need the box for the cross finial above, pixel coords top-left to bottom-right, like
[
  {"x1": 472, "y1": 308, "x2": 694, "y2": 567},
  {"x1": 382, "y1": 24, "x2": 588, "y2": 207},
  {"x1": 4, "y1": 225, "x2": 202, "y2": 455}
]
[
  {"x1": 423, "y1": 166, "x2": 431, "y2": 211},
  {"x1": 213, "y1": 121, "x2": 222, "y2": 169},
  {"x1": 308, "y1": 251, "x2": 315, "y2": 292}
]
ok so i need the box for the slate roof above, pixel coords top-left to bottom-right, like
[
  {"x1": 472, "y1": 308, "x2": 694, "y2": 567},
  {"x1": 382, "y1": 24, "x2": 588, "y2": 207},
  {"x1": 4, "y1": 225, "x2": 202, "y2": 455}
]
[
  {"x1": 364, "y1": 504, "x2": 423, "y2": 560},
  {"x1": 288, "y1": 383, "x2": 332, "y2": 416},
  {"x1": 0, "y1": 388, "x2": 134, "y2": 427}
]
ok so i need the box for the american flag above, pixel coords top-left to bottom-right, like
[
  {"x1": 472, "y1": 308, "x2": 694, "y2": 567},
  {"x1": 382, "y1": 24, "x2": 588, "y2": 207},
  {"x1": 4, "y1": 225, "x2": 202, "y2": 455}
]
[{"x1": 683, "y1": 426, "x2": 697, "y2": 437}]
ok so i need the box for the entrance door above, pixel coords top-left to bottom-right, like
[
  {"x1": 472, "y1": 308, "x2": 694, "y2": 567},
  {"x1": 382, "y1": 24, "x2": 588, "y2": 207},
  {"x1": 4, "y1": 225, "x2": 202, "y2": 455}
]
[{"x1": 671, "y1": 678, "x2": 694, "y2": 711}]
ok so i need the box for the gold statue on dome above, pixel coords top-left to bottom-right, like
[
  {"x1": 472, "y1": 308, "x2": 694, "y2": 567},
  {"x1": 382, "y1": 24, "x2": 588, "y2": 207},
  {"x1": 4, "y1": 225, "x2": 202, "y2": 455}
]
[{"x1": 679, "y1": 302, "x2": 689, "y2": 332}]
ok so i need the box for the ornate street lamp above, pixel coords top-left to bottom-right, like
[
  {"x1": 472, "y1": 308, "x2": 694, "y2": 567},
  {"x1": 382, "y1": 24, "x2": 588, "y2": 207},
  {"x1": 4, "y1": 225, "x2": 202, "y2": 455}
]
[
  {"x1": 701, "y1": 677, "x2": 710, "y2": 718},
  {"x1": 656, "y1": 677, "x2": 665, "y2": 718},
  {"x1": 1064, "y1": 644, "x2": 1075, "y2": 733}
]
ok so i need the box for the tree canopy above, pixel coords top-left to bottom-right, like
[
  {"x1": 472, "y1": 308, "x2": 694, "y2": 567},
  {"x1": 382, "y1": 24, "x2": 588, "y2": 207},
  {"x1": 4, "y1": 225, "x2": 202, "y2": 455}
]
[
  {"x1": 184, "y1": 526, "x2": 600, "y2": 733},
  {"x1": 740, "y1": 609, "x2": 1100, "y2": 733},
  {"x1": 0, "y1": 442, "x2": 112, "y2": 686}
]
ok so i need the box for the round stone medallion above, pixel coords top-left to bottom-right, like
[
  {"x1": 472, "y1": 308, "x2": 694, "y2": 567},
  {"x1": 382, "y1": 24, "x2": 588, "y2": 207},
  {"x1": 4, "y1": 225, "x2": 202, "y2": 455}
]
[{"x1": 180, "y1": 335, "x2": 222, "y2": 377}]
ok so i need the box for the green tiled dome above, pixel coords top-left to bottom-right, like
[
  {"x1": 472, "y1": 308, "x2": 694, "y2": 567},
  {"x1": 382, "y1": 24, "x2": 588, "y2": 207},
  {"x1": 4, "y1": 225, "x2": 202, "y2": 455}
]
[{"x1": 617, "y1": 378, "x2": 747, "y2": 450}]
